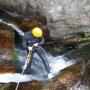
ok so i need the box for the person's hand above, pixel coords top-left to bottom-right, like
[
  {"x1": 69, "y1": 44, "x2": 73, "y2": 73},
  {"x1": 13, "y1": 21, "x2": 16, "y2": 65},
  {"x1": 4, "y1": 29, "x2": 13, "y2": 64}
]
[
  {"x1": 34, "y1": 43, "x2": 38, "y2": 47},
  {"x1": 28, "y1": 46, "x2": 32, "y2": 50}
]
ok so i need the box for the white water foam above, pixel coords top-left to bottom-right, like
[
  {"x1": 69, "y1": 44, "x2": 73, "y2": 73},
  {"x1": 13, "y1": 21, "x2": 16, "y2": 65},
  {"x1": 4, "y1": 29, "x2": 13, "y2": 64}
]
[{"x1": 0, "y1": 53, "x2": 76, "y2": 83}]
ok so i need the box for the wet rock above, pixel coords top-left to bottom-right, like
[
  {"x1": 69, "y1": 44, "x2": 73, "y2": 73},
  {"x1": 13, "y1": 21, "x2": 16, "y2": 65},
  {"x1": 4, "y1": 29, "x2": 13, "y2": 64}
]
[
  {"x1": 81, "y1": 60, "x2": 90, "y2": 86},
  {"x1": 5, "y1": 64, "x2": 81, "y2": 90},
  {"x1": 0, "y1": 30, "x2": 14, "y2": 49},
  {"x1": 70, "y1": 60, "x2": 90, "y2": 90},
  {"x1": 0, "y1": 48, "x2": 15, "y2": 73},
  {"x1": 0, "y1": 83, "x2": 10, "y2": 90},
  {"x1": 0, "y1": 29, "x2": 14, "y2": 73},
  {"x1": 65, "y1": 42, "x2": 90, "y2": 60},
  {"x1": 0, "y1": 49, "x2": 12, "y2": 61}
]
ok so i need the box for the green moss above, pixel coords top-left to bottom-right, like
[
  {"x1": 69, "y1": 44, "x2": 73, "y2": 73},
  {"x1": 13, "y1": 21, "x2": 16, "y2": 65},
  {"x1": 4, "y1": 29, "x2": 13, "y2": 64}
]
[{"x1": 12, "y1": 51, "x2": 19, "y2": 63}]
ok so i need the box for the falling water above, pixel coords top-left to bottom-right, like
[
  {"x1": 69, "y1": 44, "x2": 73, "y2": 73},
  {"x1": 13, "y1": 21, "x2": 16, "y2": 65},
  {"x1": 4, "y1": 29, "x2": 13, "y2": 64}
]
[{"x1": 0, "y1": 19, "x2": 24, "y2": 36}]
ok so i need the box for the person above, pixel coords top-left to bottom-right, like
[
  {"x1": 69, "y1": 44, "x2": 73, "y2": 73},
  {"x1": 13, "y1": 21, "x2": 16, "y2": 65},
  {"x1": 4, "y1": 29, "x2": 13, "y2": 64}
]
[{"x1": 23, "y1": 27, "x2": 53, "y2": 79}]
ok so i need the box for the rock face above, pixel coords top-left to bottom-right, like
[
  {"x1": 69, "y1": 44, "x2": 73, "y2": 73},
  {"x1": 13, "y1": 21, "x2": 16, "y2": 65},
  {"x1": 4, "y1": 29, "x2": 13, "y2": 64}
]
[
  {"x1": 0, "y1": 30, "x2": 14, "y2": 49},
  {"x1": 0, "y1": 29, "x2": 14, "y2": 73},
  {"x1": 0, "y1": 0, "x2": 90, "y2": 38}
]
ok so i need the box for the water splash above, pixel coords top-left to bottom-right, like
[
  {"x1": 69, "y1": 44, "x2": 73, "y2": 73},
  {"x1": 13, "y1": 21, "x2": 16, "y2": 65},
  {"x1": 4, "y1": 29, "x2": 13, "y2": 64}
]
[{"x1": 47, "y1": 54, "x2": 76, "y2": 75}]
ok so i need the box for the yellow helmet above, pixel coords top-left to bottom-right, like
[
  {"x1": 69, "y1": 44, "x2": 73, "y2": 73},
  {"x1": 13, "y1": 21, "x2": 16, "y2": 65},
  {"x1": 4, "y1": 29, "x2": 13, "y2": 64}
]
[{"x1": 32, "y1": 27, "x2": 43, "y2": 37}]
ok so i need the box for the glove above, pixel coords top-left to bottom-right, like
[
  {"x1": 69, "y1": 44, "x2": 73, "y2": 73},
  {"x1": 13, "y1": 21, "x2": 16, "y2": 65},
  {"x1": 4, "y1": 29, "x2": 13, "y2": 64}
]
[
  {"x1": 34, "y1": 43, "x2": 38, "y2": 47},
  {"x1": 28, "y1": 46, "x2": 32, "y2": 50}
]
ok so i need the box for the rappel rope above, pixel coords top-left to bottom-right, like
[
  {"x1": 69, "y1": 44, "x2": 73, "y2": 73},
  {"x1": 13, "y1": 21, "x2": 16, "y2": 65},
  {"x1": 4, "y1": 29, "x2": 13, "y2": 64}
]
[
  {"x1": 15, "y1": 46, "x2": 34, "y2": 90},
  {"x1": 15, "y1": 46, "x2": 45, "y2": 90}
]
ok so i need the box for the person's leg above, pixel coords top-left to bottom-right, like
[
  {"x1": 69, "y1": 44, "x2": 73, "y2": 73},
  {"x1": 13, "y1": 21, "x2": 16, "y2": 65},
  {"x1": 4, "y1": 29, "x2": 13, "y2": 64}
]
[
  {"x1": 36, "y1": 47, "x2": 54, "y2": 79},
  {"x1": 36, "y1": 47, "x2": 50, "y2": 73}
]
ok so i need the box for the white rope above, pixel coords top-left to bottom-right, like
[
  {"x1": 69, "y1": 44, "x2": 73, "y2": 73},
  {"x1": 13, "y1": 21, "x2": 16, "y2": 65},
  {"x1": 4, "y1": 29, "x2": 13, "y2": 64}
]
[
  {"x1": 15, "y1": 46, "x2": 33, "y2": 90},
  {"x1": 15, "y1": 46, "x2": 44, "y2": 90}
]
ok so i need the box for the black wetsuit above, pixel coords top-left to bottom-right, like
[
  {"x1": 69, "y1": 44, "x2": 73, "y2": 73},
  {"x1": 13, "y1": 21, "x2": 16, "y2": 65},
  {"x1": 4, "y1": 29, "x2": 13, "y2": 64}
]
[{"x1": 23, "y1": 31, "x2": 50, "y2": 74}]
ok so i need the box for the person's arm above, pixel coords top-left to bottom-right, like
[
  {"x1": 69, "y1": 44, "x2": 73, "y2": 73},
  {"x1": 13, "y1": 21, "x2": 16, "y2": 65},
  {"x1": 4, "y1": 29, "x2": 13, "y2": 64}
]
[{"x1": 38, "y1": 36, "x2": 45, "y2": 46}]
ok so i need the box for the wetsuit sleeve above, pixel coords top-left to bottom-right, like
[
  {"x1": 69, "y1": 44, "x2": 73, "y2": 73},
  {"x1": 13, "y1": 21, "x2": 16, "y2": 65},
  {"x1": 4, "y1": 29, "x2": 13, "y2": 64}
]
[
  {"x1": 22, "y1": 34, "x2": 27, "y2": 48},
  {"x1": 38, "y1": 36, "x2": 45, "y2": 46}
]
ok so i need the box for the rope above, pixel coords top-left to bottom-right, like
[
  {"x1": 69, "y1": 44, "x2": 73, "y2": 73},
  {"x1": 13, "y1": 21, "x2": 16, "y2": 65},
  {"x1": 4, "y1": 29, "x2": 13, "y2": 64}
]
[
  {"x1": 15, "y1": 46, "x2": 34, "y2": 90},
  {"x1": 15, "y1": 45, "x2": 45, "y2": 90}
]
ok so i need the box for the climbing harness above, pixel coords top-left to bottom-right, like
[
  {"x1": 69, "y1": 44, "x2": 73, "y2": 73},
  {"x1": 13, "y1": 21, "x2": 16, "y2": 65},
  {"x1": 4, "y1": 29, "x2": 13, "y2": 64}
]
[{"x1": 15, "y1": 46, "x2": 34, "y2": 90}]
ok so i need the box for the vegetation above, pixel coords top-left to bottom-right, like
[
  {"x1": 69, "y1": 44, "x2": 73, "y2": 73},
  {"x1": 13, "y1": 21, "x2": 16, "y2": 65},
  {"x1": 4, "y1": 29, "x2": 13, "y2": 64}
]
[{"x1": 12, "y1": 50, "x2": 19, "y2": 63}]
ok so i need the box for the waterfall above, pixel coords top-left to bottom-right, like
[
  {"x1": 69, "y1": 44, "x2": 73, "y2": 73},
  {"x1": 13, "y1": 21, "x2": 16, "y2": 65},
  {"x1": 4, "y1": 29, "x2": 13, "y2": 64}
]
[{"x1": 0, "y1": 19, "x2": 24, "y2": 36}]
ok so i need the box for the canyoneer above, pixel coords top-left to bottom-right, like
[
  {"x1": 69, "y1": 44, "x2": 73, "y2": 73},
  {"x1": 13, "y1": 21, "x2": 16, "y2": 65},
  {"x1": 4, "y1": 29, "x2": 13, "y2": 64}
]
[
  {"x1": 0, "y1": 19, "x2": 53, "y2": 79},
  {"x1": 23, "y1": 27, "x2": 53, "y2": 79}
]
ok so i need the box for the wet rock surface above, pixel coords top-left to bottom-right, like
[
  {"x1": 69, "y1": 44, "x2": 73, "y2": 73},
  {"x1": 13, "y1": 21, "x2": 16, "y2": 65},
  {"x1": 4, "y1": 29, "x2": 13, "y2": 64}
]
[
  {"x1": 0, "y1": 30, "x2": 14, "y2": 49},
  {"x1": 65, "y1": 42, "x2": 90, "y2": 60},
  {"x1": 0, "y1": 49, "x2": 15, "y2": 73},
  {"x1": 0, "y1": 61, "x2": 89, "y2": 90},
  {"x1": 0, "y1": 29, "x2": 14, "y2": 73}
]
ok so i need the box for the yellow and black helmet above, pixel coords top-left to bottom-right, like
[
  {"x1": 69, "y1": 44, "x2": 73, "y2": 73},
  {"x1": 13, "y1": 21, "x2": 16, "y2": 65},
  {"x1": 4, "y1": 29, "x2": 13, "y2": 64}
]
[{"x1": 32, "y1": 27, "x2": 43, "y2": 37}]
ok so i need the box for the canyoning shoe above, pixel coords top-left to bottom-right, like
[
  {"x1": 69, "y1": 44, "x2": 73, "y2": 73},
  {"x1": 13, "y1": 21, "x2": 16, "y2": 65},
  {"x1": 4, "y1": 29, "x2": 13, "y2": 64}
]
[{"x1": 48, "y1": 73, "x2": 54, "y2": 79}]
